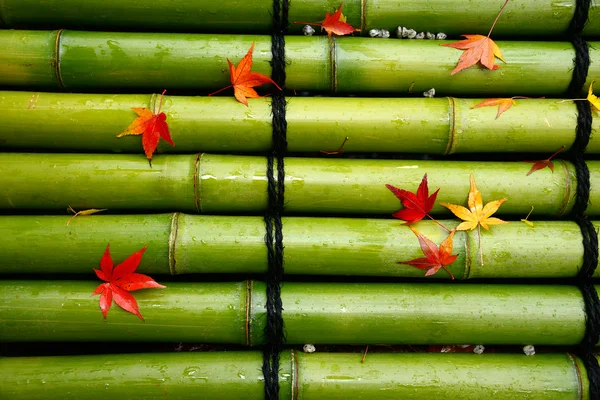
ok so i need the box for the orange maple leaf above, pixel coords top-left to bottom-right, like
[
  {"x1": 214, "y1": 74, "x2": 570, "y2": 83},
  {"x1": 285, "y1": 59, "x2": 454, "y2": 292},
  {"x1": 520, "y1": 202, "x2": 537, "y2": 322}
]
[
  {"x1": 294, "y1": 2, "x2": 359, "y2": 37},
  {"x1": 525, "y1": 145, "x2": 565, "y2": 176},
  {"x1": 441, "y1": 0, "x2": 508, "y2": 75},
  {"x1": 117, "y1": 90, "x2": 174, "y2": 161},
  {"x1": 442, "y1": 34, "x2": 505, "y2": 75},
  {"x1": 472, "y1": 98, "x2": 516, "y2": 119},
  {"x1": 208, "y1": 43, "x2": 281, "y2": 107},
  {"x1": 398, "y1": 227, "x2": 458, "y2": 279}
]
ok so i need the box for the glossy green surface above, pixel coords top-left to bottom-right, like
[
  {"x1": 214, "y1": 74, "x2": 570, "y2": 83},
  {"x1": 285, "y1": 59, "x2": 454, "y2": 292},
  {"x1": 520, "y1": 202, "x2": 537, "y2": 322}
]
[
  {"x1": 1, "y1": 216, "x2": 598, "y2": 279},
  {"x1": 2, "y1": 91, "x2": 600, "y2": 154},
  {"x1": 278, "y1": 283, "x2": 586, "y2": 345},
  {"x1": 0, "y1": 352, "x2": 292, "y2": 400},
  {"x1": 1, "y1": 0, "x2": 598, "y2": 37},
  {"x1": 0, "y1": 281, "x2": 248, "y2": 343},
  {"x1": 0, "y1": 153, "x2": 198, "y2": 211},
  {"x1": 0, "y1": 214, "x2": 173, "y2": 274},
  {"x1": 335, "y1": 38, "x2": 599, "y2": 95},
  {"x1": 2, "y1": 30, "x2": 599, "y2": 95},
  {"x1": 0, "y1": 30, "x2": 59, "y2": 89},
  {"x1": 297, "y1": 352, "x2": 587, "y2": 400},
  {"x1": 0, "y1": 280, "x2": 592, "y2": 345},
  {"x1": 1, "y1": 153, "x2": 595, "y2": 216},
  {"x1": 199, "y1": 154, "x2": 581, "y2": 216},
  {"x1": 0, "y1": 352, "x2": 586, "y2": 400}
]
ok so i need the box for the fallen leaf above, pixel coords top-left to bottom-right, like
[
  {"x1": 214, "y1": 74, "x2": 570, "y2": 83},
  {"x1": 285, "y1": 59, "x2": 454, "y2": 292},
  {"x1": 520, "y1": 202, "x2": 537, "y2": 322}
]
[
  {"x1": 117, "y1": 90, "x2": 174, "y2": 161},
  {"x1": 525, "y1": 145, "x2": 565, "y2": 176},
  {"x1": 294, "y1": 2, "x2": 359, "y2": 37},
  {"x1": 442, "y1": 35, "x2": 505, "y2": 75},
  {"x1": 208, "y1": 43, "x2": 282, "y2": 107},
  {"x1": 588, "y1": 82, "x2": 600, "y2": 110},
  {"x1": 398, "y1": 227, "x2": 458, "y2": 279},
  {"x1": 472, "y1": 98, "x2": 517, "y2": 119},
  {"x1": 386, "y1": 174, "x2": 440, "y2": 224},
  {"x1": 92, "y1": 244, "x2": 166, "y2": 320},
  {"x1": 521, "y1": 206, "x2": 535, "y2": 228},
  {"x1": 441, "y1": 0, "x2": 509, "y2": 75},
  {"x1": 67, "y1": 206, "x2": 107, "y2": 226},
  {"x1": 440, "y1": 174, "x2": 508, "y2": 231}
]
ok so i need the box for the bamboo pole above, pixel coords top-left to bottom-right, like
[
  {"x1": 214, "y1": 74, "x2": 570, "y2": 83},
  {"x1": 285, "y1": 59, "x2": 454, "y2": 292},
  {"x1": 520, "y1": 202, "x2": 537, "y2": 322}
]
[
  {"x1": 2, "y1": 91, "x2": 599, "y2": 154},
  {"x1": 1, "y1": 0, "x2": 598, "y2": 37},
  {"x1": 0, "y1": 280, "x2": 591, "y2": 345},
  {"x1": 1, "y1": 153, "x2": 597, "y2": 216},
  {"x1": 0, "y1": 352, "x2": 588, "y2": 400},
  {"x1": 1, "y1": 30, "x2": 598, "y2": 95},
  {"x1": 1, "y1": 215, "x2": 597, "y2": 279}
]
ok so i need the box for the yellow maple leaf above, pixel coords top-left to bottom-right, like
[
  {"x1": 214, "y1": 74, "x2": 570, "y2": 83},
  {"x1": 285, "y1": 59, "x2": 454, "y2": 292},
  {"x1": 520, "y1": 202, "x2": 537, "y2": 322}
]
[
  {"x1": 440, "y1": 174, "x2": 508, "y2": 231},
  {"x1": 587, "y1": 82, "x2": 600, "y2": 110}
]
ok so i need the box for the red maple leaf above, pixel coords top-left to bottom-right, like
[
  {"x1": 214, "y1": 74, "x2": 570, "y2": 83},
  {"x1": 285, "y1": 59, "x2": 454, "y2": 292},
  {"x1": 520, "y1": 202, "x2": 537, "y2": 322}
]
[
  {"x1": 92, "y1": 244, "x2": 166, "y2": 321},
  {"x1": 117, "y1": 90, "x2": 174, "y2": 161},
  {"x1": 399, "y1": 228, "x2": 458, "y2": 279},
  {"x1": 294, "y1": 2, "x2": 359, "y2": 37},
  {"x1": 525, "y1": 145, "x2": 565, "y2": 176},
  {"x1": 208, "y1": 43, "x2": 281, "y2": 107},
  {"x1": 386, "y1": 174, "x2": 440, "y2": 224}
]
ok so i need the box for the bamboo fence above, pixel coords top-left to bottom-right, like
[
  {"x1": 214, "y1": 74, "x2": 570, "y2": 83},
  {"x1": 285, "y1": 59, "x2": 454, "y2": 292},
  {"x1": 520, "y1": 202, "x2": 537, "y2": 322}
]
[
  {"x1": 0, "y1": 0, "x2": 598, "y2": 37},
  {"x1": 0, "y1": 352, "x2": 591, "y2": 400},
  {"x1": 1, "y1": 91, "x2": 598, "y2": 154},
  {"x1": 0, "y1": 280, "x2": 591, "y2": 345},
  {"x1": 1, "y1": 215, "x2": 596, "y2": 279},
  {"x1": 0, "y1": 153, "x2": 594, "y2": 216},
  {"x1": 1, "y1": 30, "x2": 599, "y2": 95}
]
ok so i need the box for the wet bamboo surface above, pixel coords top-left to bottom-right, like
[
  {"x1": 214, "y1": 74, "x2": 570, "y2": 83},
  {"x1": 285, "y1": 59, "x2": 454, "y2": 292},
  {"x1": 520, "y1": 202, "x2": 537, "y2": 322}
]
[
  {"x1": 1, "y1": 30, "x2": 599, "y2": 95},
  {"x1": 0, "y1": 153, "x2": 596, "y2": 216},
  {"x1": 1, "y1": 0, "x2": 599, "y2": 37},
  {"x1": 1, "y1": 91, "x2": 599, "y2": 154},
  {"x1": 0, "y1": 352, "x2": 589, "y2": 400},
  {"x1": 0, "y1": 280, "x2": 591, "y2": 345},
  {"x1": 1, "y1": 215, "x2": 597, "y2": 279}
]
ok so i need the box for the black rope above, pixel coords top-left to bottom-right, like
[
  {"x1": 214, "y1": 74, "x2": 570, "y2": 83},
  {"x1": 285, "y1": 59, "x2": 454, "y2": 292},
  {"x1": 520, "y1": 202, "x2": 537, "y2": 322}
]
[
  {"x1": 568, "y1": 1, "x2": 600, "y2": 398},
  {"x1": 263, "y1": 0, "x2": 288, "y2": 398}
]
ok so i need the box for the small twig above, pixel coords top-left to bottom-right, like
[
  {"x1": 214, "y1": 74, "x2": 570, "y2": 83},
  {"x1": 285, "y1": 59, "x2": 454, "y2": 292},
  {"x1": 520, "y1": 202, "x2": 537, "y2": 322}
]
[
  {"x1": 321, "y1": 137, "x2": 349, "y2": 155},
  {"x1": 67, "y1": 206, "x2": 107, "y2": 226},
  {"x1": 361, "y1": 345, "x2": 369, "y2": 363}
]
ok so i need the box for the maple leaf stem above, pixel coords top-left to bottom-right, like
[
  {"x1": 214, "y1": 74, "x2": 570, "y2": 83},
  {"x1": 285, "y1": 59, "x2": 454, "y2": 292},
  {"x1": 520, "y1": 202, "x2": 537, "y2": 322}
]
[
  {"x1": 426, "y1": 214, "x2": 451, "y2": 233},
  {"x1": 361, "y1": 345, "x2": 369, "y2": 363},
  {"x1": 208, "y1": 85, "x2": 233, "y2": 97},
  {"x1": 320, "y1": 136, "x2": 349, "y2": 155},
  {"x1": 441, "y1": 265, "x2": 456, "y2": 280},
  {"x1": 155, "y1": 89, "x2": 167, "y2": 114},
  {"x1": 478, "y1": 224, "x2": 484, "y2": 266},
  {"x1": 548, "y1": 145, "x2": 566, "y2": 161},
  {"x1": 487, "y1": 0, "x2": 510, "y2": 38}
]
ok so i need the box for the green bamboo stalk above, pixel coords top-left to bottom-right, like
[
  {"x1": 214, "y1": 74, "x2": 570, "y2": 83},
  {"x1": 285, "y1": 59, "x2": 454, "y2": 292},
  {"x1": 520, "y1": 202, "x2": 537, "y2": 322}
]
[
  {"x1": 0, "y1": 30, "x2": 598, "y2": 95},
  {"x1": 0, "y1": 280, "x2": 591, "y2": 345},
  {"x1": 2, "y1": 91, "x2": 598, "y2": 154},
  {"x1": 0, "y1": 352, "x2": 588, "y2": 400},
  {"x1": 1, "y1": 215, "x2": 597, "y2": 279},
  {"x1": 0, "y1": 153, "x2": 596, "y2": 216},
  {"x1": 1, "y1": 0, "x2": 599, "y2": 37}
]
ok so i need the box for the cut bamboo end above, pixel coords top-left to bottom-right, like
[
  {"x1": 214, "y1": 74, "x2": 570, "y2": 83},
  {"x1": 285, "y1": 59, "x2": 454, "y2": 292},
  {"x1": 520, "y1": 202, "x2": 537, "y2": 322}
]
[
  {"x1": 0, "y1": 280, "x2": 592, "y2": 346},
  {"x1": 0, "y1": 351, "x2": 590, "y2": 400},
  {"x1": 1, "y1": 215, "x2": 598, "y2": 279},
  {"x1": 1, "y1": 30, "x2": 599, "y2": 95},
  {"x1": 1, "y1": 91, "x2": 598, "y2": 154}
]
